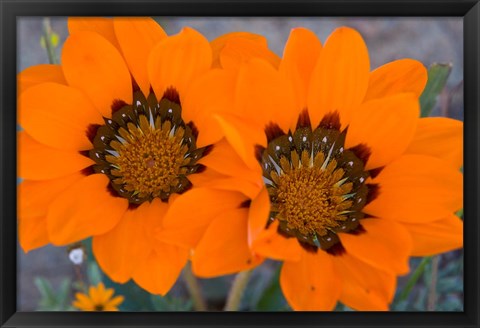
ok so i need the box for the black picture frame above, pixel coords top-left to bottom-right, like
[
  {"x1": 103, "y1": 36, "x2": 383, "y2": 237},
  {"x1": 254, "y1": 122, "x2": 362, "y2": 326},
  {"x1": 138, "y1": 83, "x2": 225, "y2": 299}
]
[{"x1": 1, "y1": 0, "x2": 479, "y2": 327}]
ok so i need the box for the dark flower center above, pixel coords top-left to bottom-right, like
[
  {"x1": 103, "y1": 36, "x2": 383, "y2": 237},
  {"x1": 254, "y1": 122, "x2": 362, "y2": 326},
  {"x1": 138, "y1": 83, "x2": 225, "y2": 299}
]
[
  {"x1": 255, "y1": 110, "x2": 377, "y2": 253},
  {"x1": 94, "y1": 304, "x2": 104, "y2": 311},
  {"x1": 87, "y1": 89, "x2": 210, "y2": 205}
]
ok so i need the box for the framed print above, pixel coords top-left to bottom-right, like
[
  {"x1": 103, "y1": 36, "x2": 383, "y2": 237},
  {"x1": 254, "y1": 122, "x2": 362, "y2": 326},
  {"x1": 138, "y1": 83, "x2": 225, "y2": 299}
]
[{"x1": 1, "y1": 0, "x2": 479, "y2": 327}]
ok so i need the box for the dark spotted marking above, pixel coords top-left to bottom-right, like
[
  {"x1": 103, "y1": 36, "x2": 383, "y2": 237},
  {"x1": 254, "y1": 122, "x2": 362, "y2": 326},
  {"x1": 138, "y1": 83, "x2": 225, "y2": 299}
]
[
  {"x1": 239, "y1": 199, "x2": 252, "y2": 208},
  {"x1": 366, "y1": 183, "x2": 380, "y2": 204},
  {"x1": 326, "y1": 242, "x2": 346, "y2": 256},
  {"x1": 319, "y1": 111, "x2": 341, "y2": 130},
  {"x1": 128, "y1": 202, "x2": 141, "y2": 210},
  {"x1": 264, "y1": 122, "x2": 285, "y2": 143},
  {"x1": 296, "y1": 108, "x2": 311, "y2": 129},
  {"x1": 369, "y1": 167, "x2": 384, "y2": 179},
  {"x1": 86, "y1": 124, "x2": 102, "y2": 144},
  {"x1": 350, "y1": 223, "x2": 366, "y2": 235},
  {"x1": 254, "y1": 144, "x2": 266, "y2": 163},
  {"x1": 187, "y1": 122, "x2": 199, "y2": 140},
  {"x1": 111, "y1": 99, "x2": 128, "y2": 116},
  {"x1": 349, "y1": 144, "x2": 371, "y2": 166},
  {"x1": 299, "y1": 240, "x2": 319, "y2": 254},
  {"x1": 80, "y1": 166, "x2": 95, "y2": 176},
  {"x1": 163, "y1": 87, "x2": 181, "y2": 105}
]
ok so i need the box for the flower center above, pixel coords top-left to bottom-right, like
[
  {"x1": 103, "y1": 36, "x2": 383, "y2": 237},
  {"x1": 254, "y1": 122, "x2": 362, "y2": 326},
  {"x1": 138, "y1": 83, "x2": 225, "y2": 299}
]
[
  {"x1": 94, "y1": 304, "x2": 104, "y2": 311},
  {"x1": 256, "y1": 111, "x2": 372, "y2": 252},
  {"x1": 88, "y1": 89, "x2": 209, "y2": 204}
]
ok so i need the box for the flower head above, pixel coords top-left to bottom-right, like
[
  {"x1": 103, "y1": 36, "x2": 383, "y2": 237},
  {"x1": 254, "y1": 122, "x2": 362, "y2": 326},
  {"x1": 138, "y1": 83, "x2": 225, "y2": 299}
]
[
  {"x1": 193, "y1": 27, "x2": 463, "y2": 310},
  {"x1": 73, "y1": 282, "x2": 123, "y2": 311},
  {"x1": 17, "y1": 17, "x2": 262, "y2": 295}
]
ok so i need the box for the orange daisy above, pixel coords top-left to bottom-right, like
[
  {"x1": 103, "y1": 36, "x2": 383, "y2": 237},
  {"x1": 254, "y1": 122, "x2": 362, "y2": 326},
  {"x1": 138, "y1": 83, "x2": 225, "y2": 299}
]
[
  {"x1": 192, "y1": 27, "x2": 463, "y2": 310},
  {"x1": 72, "y1": 282, "x2": 124, "y2": 311},
  {"x1": 17, "y1": 17, "x2": 261, "y2": 295}
]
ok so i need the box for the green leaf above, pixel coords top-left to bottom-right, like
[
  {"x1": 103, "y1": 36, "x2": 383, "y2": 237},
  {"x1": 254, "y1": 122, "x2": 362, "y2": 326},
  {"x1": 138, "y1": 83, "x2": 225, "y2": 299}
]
[
  {"x1": 419, "y1": 63, "x2": 452, "y2": 117},
  {"x1": 86, "y1": 261, "x2": 102, "y2": 285},
  {"x1": 398, "y1": 257, "x2": 431, "y2": 301},
  {"x1": 34, "y1": 277, "x2": 57, "y2": 309},
  {"x1": 39, "y1": 36, "x2": 46, "y2": 49},
  {"x1": 255, "y1": 267, "x2": 289, "y2": 311},
  {"x1": 34, "y1": 277, "x2": 72, "y2": 311},
  {"x1": 57, "y1": 278, "x2": 72, "y2": 308}
]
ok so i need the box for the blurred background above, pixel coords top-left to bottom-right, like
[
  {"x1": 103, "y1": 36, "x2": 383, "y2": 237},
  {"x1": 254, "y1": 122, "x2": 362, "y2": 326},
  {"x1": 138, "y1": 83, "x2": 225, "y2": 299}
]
[{"x1": 17, "y1": 17, "x2": 464, "y2": 311}]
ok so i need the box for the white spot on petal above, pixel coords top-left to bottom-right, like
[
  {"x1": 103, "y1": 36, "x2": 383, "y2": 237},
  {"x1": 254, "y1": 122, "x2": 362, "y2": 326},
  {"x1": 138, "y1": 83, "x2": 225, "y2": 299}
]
[
  {"x1": 302, "y1": 136, "x2": 307, "y2": 142},
  {"x1": 359, "y1": 177, "x2": 365, "y2": 183},
  {"x1": 348, "y1": 161, "x2": 354, "y2": 166},
  {"x1": 322, "y1": 136, "x2": 327, "y2": 143}
]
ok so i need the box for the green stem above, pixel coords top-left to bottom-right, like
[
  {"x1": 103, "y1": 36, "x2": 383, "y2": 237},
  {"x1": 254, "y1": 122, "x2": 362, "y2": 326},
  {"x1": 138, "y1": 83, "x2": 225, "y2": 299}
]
[
  {"x1": 183, "y1": 262, "x2": 207, "y2": 311},
  {"x1": 399, "y1": 257, "x2": 431, "y2": 301},
  {"x1": 427, "y1": 256, "x2": 440, "y2": 311},
  {"x1": 42, "y1": 18, "x2": 57, "y2": 64},
  {"x1": 224, "y1": 270, "x2": 252, "y2": 311}
]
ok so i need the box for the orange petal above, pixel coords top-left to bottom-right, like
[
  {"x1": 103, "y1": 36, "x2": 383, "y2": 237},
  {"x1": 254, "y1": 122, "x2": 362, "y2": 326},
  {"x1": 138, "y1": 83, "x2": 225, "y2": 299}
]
[
  {"x1": 308, "y1": 27, "x2": 370, "y2": 128},
  {"x1": 280, "y1": 251, "x2": 341, "y2": 310},
  {"x1": 252, "y1": 221, "x2": 303, "y2": 262},
  {"x1": 364, "y1": 154, "x2": 463, "y2": 223},
  {"x1": 113, "y1": 18, "x2": 167, "y2": 96},
  {"x1": 62, "y1": 31, "x2": 132, "y2": 117},
  {"x1": 132, "y1": 245, "x2": 188, "y2": 295},
  {"x1": 220, "y1": 38, "x2": 281, "y2": 71},
  {"x1": 18, "y1": 83, "x2": 103, "y2": 151},
  {"x1": 18, "y1": 216, "x2": 49, "y2": 253},
  {"x1": 18, "y1": 132, "x2": 94, "y2": 180},
  {"x1": 211, "y1": 31, "x2": 268, "y2": 68},
  {"x1": 156, "y1": 188, "x2": 247, "y2": 248},
  {"x1": 339, "y1": 218, "x2": 412, "y2": 275},
  {"x1": 187, "y1": 166, "x2": 227, "y2": 187},
  {"x1": 18, "y1": 172, "x2": 84, "y2": 219},
  {"x1": 345, "y1": 93, "x2": 420, "y2": 170},
  {"x1": 67, "y1": 17, "x2": 120, "y2": 50},
  {"x1": 406, "y1": 117, "x2": 463, "y2": 170},
  {"x1": 193, "y1": 176, "x2": 260, "y2": 200},
  {"x1": 92, "y1": 202, "x2": 153, "y2": 283},
  {"x1": 46, "y1": 174, "x2": 128, "y2": 245},
  {"x1": 192, "y1": 207, "x2": 263, "y2": 277},
  {"x1": 18, "y1": 64, "x2": 66, "y2": 95},
  {"x1": 188, "y1": 167, "x2": 260, "y2": 199},
  {"x1": 333, "y1": 253, "x2": 396, "y2": 311},
  {"x1": 247, "y1": 186, "x2": 270, "y2": 247},
  {"x1": 106, "y1": 295, "x2": 124, "y2": 308},
  {"x1": 198, "y1": 138, "x2": 261, "y2": 185},
  {"x1": 182, "y1": 69, "x2": 237, "y2": 148},
  {"x1": 280, "y1": 28, "x2": 322, "y2": 111},
  {"x1": 235, "y1": 58, "x2": 296, "y2": 132},
  {"x1": 365, "y1": 59, "x2": 428, "y2": 101},
  {"x1": 214, "y1": 113, "x2": 266, "y2": 174},
  {"x1": 403, "y1": 214, "x2": 463, "y2": 257},
  {"x1": 148, "y1": 27, "x2": 212, "y2": 103}
]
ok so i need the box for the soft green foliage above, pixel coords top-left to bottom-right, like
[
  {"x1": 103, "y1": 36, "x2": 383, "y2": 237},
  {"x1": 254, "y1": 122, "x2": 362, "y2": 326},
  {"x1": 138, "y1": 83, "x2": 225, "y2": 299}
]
[
  {"x1": 151, "y1": 295, "x2": 193, "y2": 311},
  {"x1": 35, "y1": 277, "x2": 74, "y2": 311},
  {"x1": 420, "y1": 63, "x2": 452, "y2": 117}
]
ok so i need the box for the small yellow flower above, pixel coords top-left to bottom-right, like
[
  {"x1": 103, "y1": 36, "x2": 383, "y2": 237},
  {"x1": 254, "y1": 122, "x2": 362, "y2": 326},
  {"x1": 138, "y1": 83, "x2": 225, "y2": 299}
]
[{"x1": 72, "y1": 282, "x2": 124, "y2": 311}]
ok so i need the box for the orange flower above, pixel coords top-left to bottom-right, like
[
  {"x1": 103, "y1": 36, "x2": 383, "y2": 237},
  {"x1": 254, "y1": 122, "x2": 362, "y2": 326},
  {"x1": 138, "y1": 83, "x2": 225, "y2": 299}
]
[
  {"x1": 192, "y1": 27, "x2": 463, "y2": 310},
  {"x1": 17, "y1": 17, "x2": 261, "y2": 294},
  {"x1": 72, "y1": 282, "x2": 124, "y2": 311}
]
